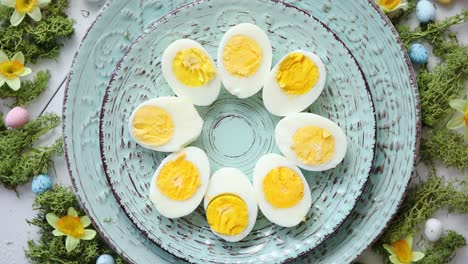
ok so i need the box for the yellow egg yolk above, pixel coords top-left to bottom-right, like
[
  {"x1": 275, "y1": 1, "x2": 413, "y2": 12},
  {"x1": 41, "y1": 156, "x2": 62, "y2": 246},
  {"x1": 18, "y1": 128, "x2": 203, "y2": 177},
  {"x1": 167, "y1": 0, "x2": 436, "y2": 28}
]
[
  {"x1": 15, "y1": 0, "x2": 37, "y2": 13},
  {"x1": 172, "y1": 48, "x2": 216, "y2": 87},
  {"x1": 275, "y1": 52, "x2": 319, "y2": 95},
  {"x1": 56, "y1": 215, "x2": 85, "y2": 238},
  {"x1": 292, "y1": 126, "x2": 335, "y2": 165},
  {"x1": 0, "y1": 60, "x2": 25, "y2": 80},
  {"x1": 223, "y1": 35, "x2": 262, "y2": 78},
  {"x1": 206, "y1": 194, "x2": 249, "y2": 236},
  {"x1": 157, "y1": 153, "x2": 201, "y2": 200},
  {"x1": 378, "y1": 0, "x2": 401, "y2": 10},
  {"x1": 132, "y1": 106, "x2": 174, "y2": 146},
  {"x1": 262, "y1": 167, "x2": 304, "y2": 208},
  {"x1": 392, "y1": 239, "x2": 413, "y2": 264}
]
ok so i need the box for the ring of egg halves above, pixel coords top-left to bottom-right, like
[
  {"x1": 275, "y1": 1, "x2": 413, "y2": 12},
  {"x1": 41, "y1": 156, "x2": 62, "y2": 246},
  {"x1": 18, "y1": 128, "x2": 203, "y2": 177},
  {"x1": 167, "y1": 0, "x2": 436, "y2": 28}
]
[
  {"x1": 162, "y1": 39, "x2": 221, "y2": 106},
  {"x1": 128, "y1": 97, "x2": 203, "y2": 152},
  {"x1": 217, "y1": 23, "x2": 272, "y2": 99}
]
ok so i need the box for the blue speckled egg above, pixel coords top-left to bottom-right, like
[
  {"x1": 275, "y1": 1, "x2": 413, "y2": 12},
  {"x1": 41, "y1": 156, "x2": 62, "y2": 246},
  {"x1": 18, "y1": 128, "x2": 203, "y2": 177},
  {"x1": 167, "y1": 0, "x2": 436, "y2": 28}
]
[
  {"x1": 96, "y1": 254, "x2": 115, "y2": 264},
  {"x1": 31, "y1": 174, "x2": 53, "y2": 194},
  {"x1": 416, "y1": 0, "x2": 436, "y2": 23},
  {"x1": 409, "y1": 43, "x2": 429, "y2": 64}
]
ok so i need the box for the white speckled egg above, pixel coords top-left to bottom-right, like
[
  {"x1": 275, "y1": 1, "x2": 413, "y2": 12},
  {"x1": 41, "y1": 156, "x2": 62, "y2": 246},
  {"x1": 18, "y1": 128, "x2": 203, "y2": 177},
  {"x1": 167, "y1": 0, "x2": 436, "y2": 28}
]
[
  {"x1": 424, "y1": 218, "x2": 443, "y2": 242},
  {"x1": 416, "y1": 0, "x2": 436, "y2": 24}
]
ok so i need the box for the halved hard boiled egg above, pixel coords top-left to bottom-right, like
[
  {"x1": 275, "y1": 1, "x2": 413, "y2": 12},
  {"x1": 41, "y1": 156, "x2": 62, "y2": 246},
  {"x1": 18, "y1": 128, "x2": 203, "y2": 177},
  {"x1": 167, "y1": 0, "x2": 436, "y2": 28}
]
[
  {"x1": 263, "y1": 50, "x2": 326, "y2": 116},
  {"x1": 203, "y1": 168, "x2": 257, "y2": 242},
  {"x1": 275, "y1": 113, "x2": 347, "y2": 171},
  {"x1": 217, "y1": 23, "x2": 272, "y2": 98},
  {"x1": 149, "y1": 147, "x2": 210, "y2": 218},
  {"x1": 162, "y1": 39, "x2": 221, "y2": 106},
  {"x1": 253, "y1": 153, "x2": 312, "y2": 227},
  {"x1": 128, "y1": 96, "x2": 203, "y2": 152}
]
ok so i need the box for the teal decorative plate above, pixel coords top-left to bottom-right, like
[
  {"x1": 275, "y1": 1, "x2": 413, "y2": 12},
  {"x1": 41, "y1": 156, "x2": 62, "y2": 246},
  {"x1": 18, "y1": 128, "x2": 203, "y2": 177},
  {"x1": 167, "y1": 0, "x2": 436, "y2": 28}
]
[
  {"x1": 63, "y1": 0, "x2": 419, "y2": 263},
  {"x1": 98, "y1": 0, "x2": 375, "y2": 262}
]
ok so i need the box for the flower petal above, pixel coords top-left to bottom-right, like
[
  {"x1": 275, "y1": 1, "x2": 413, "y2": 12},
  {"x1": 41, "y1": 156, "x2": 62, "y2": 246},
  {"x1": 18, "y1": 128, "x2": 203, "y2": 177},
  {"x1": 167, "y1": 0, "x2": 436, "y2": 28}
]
[
  {"x1": 6, "y1": 78, "x2": 20, "y2": 91},
  {"x1": 10, "y1": 11, "x2": 26, "y2": 26},
  {"x1": 389, "y1": 255, "x2": 403, "y2": 264},
  {"x1": 412, "y1": 251, "x2": 425, "y2": 262},
  {"x1": 65, "y1": 236, "x2": 80, "y2": 252},
  {"x1": 67, "y1": 207, "x2": 78, "y2": 217},
  {"x1": 27, "y1": 7, "x2": 42, "y2": 22},
  {"x1": 19, "y1": 67, "x2": 32, "y2": 77},
  {"x1": 46, "y1": 213, "x2": 59, "y2": 228},
  {"x1": 80, "y1": 216, "x2": 92, "y2": 228},
  {"x1": 80, "y1": 229, "x2": 97, "y2": 240},
  {"x1": 0, "y1": 79, "x2": 5, "y2": 87},
  {"x1": 449, "y1": 99, "x2": 467, "y2": 113},
  {"x1": 1, "y1": 0, "x2": 15, "y2": 8},
  {"x1": 383, "y1": 244, "x2": 396, "y2": 255},
  {"x1": 52, "y1": 229, "x2": 66, "y2": 236},
  {"x1": 37, "y1": 0, "x2": 51, "y2": 8},
  {"x1": 0, "y1": 50, "x2": 8, "y2": 62},
  {"x1": 12, "y1": 52, "x2": 25, "y2": 64},
  {"x1": 447, "y1": 115, "x2": 465, "y2": 130},
  {"x1": 404, "y1": 235, "x2": 413, "y2": 248}
]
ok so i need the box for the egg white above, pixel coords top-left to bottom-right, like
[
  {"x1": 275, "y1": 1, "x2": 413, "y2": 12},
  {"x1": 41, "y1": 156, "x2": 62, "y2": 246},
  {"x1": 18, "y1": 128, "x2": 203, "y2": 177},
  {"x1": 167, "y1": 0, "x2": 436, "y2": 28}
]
[
  {"x1": 253, "y1": 153, "x2": 312, "y2": 227},
  {"x1": 128, "y1": 96, "x2": 203, "y2": 152},
  {"x1": 275, "y1": 113, "x2": 347, "y2": 171},
  {"x1": 263, "y1": 50, "x2": 327, "y2": 116},
  {"x1": 149, "y1": 146, "x2": 210, "y2": 218},
  {"x1": 217, "y1": 23, "x2": 272, "y2": 99},
  {"x1": 161, "y1": 39, "x2": 221, "y2": 106},
  {"x1": 203, "y1": 167, "x2": 258, "y2": 242}
]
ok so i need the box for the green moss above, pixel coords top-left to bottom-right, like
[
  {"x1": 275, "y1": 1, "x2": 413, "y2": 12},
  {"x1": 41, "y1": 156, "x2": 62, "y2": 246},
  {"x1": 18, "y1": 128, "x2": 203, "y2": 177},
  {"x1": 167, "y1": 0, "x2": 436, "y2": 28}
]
[
  {"x1": 420, "y1": 230, "x2": 466, "y2": 264},
  {"x1": 25, "y1": 186, "x2": 126, "y2": 264},
  {"x1": 0, "y1": 71, "x2": 50, "y2": 106},
  {"x1": 421, "y1": 129, "x2": 468, "y2": 170},
  {"x1": 0, "y1": 0, "x2": 74, "y2": 62},
  {"x1": 0, "y1": 114, "x2": 62, "y2": 189}
]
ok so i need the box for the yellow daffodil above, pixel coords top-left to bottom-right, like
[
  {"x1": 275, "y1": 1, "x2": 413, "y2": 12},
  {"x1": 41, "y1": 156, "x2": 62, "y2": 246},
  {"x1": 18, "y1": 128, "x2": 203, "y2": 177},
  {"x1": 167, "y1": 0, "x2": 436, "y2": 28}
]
[
  {"x1": 447, "y1": 98, "x2": 468, "y2": 143},
  {"x1": 383, "y1": 235, "x2": 425, "y2": 264},
  {"x1": 46, "y1": 207, "x2": 97, "y2": 252},
  {"x1": 0, "y1": 51, "x2": 31, "y2": 91},
  {"x1": 0, "y1": 0, "x2": 51, "y2": 26},
  {"x1": 375, "y1": 0, "x2": 408, "y2": 13}
]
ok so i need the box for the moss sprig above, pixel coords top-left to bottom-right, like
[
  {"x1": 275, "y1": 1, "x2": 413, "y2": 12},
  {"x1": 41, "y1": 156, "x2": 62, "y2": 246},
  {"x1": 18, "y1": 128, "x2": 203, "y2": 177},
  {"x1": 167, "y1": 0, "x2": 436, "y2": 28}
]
[
  {"x1": 421, "y1": 129, "x2": 468, "y2": 170},
  {"x1": 0, "y1": 70, "x2": 50, "y2": 106},
  {"x1": 25, "y1": 186, "x2": 125, "y2": 264},
  {"x1": 419, "y1": 230, "x2": 466, "y2": 264}
]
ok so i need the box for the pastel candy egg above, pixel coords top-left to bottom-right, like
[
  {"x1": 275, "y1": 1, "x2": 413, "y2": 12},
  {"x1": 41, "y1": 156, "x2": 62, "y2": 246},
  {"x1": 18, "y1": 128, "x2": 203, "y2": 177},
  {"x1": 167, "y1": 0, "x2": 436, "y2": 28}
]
[
  {"x1": 5, "y1": 106, "x2": 29, "y2": 128},
  {"x1": 409, "y1": 43, "x2": 429, "y2": 64},
  {"x1": 437, "y1": 0, "x2": 452, "y2": 5},
  {"x1": 31, "y1": 174, "x2": 53, "y2": 194},
  {"x1": 424, "y1": 218, "x2": 443, "y2": 242},
  {"x1": 416, "y1": 0, "x2": 436, "y2": 24},
  {"x1": 96, "y1": 254, "x2": 115, "y2": 264}
]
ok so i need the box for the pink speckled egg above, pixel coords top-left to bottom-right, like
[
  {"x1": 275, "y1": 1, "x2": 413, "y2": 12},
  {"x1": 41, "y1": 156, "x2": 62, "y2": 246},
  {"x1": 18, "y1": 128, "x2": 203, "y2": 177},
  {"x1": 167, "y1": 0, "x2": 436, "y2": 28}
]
[{"x1": 5, "y1": 106, "x2": 29, "y2": 128}]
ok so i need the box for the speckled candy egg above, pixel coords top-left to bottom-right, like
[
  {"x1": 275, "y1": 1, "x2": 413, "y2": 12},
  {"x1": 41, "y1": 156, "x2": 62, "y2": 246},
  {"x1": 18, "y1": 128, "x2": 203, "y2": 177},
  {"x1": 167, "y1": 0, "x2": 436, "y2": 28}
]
[
  {"x1": 416, "y1": 0, "x2": 436, "y2": 24},
  {"x1": 31, "y1": 174, "x2": 53, "y2": 194},
  {"x1": 424, "y1": 218, "x2": 443, "y2": 242},
  {"x1": 409, "y1": 43, "x2": 429, "y2": 64},
  {"x1": 96, "y1": 254, "x2": 115, "y2": 264},
  {"x1": 5, "y1": 106, "x2": 29, "y2": 128}
]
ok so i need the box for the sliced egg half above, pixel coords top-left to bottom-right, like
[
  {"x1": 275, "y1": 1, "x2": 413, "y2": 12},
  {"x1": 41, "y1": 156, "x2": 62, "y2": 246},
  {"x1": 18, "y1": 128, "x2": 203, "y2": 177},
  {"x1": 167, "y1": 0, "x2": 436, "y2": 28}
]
[
  {"x1": 203, "y1": 168, "x2": 257, "y2": 242},
  {"x1": 162, "y1": 39, "x2": 221, "y2": 106},
  {"x1": 275, "y1": 113, "x2": 347, "y2": 171},
  {"x1": 217, "y1": 23, "x2": 272, "y2": 98},
  {"x1": 263, "y1": 50, "x2": 326, "y2": 116},
  {"x1": 149, "y1": 147, "x2": 210, "y2": 218},
  {"x1": 128, "y1": 96, "x2": 203, "y2": 152},
  {"x1": 253, "y1": 153, "x2": 312, "y2": 227}
]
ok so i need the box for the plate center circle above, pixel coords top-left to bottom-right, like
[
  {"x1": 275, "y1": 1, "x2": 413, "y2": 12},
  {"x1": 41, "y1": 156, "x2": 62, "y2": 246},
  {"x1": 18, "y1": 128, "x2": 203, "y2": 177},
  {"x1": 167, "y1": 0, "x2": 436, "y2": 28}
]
[{"x1": 211, "y1": 113, "x2": 255, "y2": 157}]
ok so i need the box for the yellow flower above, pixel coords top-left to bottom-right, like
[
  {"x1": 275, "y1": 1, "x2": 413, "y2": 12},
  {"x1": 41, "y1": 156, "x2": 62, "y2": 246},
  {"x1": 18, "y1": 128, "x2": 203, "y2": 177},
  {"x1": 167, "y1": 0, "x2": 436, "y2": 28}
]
[
  {"x1": 0, "y1": 50, "x2": 31, "y2": 91},
  {"x1": 46, "y1": 207, "x2": 97, "y2": 252},
  {"x1": 375, "y1": 0, "x2": 408, "y2": 13},
  {"x1": 383, "y1": 235, "x2": 425, "y2": 264},
  {"x1": 0, "y1": 0, "x2": 50, "y2": 26},
  {"x1": 447, "y1": 98, "x2": 468, "y2": 143}
]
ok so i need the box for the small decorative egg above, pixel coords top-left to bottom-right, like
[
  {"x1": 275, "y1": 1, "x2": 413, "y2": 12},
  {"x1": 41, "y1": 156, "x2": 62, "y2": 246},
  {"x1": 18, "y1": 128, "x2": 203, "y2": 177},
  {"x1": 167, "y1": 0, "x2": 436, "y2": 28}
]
[
  {"x1": 409, "y1": 43, "x2": 429, "y2": 64},
  {"x1": 5, "y1": 106, "x2": 29, "y2": 128},
  {"x1": 424, "y1": 218, "x2": 443, "y2": 242},
  {"x1": 31, "y1": 174, "x2": 53, "y2": 194},
  {"x1": 96, "y1": 254, "x2": 115, "y2": 264},
  {"x1": 416, "y1": 0, "x2": 436, "y2": 24},
  {"x1": 437, "y1": 0, "x2": 452, "y2": 5}
]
